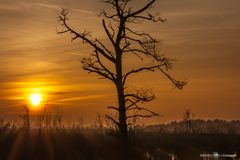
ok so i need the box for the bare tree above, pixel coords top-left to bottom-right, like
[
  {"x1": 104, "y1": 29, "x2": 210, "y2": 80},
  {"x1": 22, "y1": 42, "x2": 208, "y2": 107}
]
[
  {"x1": 53, "y1": 109, "x2": 63, "y2": 128},
  {"x1": 78, "y1": 116, "x2": 85, "y2": 129},
  {"x1": 94, "y1": 113, "x2": 104, "y2": 130},
  {"x1": 36, "y1": 109, "x2": 45, "y2": 130},
  {"x1": 183, "y1": 109, "x2": 195, "y2": 134},
  {"x1": 18, "y1": 105, "x2": 30, "y2": 129},
  {"x1": 58, "y1": 0, "x2": 186, "y2": 139}
]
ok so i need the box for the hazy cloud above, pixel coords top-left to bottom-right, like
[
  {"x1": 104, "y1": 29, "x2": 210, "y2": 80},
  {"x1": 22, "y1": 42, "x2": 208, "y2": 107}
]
[
  {"x1": 32, "y1": 2, "x2": 95, "y2": 15},
  {"x1": 0, "y1": 0, "x2": 240, "y2": 121}
]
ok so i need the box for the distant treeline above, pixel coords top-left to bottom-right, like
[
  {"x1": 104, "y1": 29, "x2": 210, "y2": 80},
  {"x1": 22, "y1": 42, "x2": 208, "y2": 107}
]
[
  {"x1": 1, "y1": 113, "x2": 240, "y2": 135},
  {"x1": 145, "y1": 119, "x2": 240, "y2": 134}
]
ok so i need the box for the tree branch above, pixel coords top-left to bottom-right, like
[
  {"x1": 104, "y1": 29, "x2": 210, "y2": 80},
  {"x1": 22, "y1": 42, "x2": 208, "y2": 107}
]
[
  {"x1": 94, "y1": 51, "x2": 116, "y2": 80},
  {"x1": 126, "y1": 114, "x2": 155, "y2": 119},
  {"x1": 127, "y1": 107, "x2": 161, "y2": 117},
  {"x1": 58, "y1": 9, "x2": 115, "y2": 63},
  {"x1": 127, "y1": 0, "x2": 156, "y2": 17},
  {"x1": 105, "y1": 114, "x2": 119, "y2": 126},
  {"x1": 102, "y1": 19, "x2": 116, "y2": 46},
  {"x1": 107, "y1": 106, "x2": 119, "y2": 111},
  {"x1": 81, "y1": 56, "x2": 115, "y2": 81},
  {"x1": 123, "y1": 64, "x2": 165, "y2": 85}
]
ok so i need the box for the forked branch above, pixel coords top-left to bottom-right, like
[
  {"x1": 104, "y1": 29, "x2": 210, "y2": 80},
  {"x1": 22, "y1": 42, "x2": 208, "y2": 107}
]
[{"x1": 58, "y1": 9, "x2": 115, "y2": 63}]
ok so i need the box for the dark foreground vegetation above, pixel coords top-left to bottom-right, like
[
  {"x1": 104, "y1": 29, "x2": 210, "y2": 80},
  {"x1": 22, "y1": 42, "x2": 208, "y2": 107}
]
[{"x1": 1, "y1": 120, "x2": 240, "y2": 160}]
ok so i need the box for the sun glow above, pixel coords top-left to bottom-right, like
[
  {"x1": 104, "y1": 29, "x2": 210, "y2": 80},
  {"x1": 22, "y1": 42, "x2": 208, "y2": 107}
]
[{"x1": 29, "y1": 93, "x2": 42, "y2": 107}]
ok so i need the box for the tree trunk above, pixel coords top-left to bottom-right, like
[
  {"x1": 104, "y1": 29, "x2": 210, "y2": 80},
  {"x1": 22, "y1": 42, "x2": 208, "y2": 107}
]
[
  {"x1": 116, "y1": 84, "x2": 128, "y2": 139},
  {"x1": 115, "y1": 57, "x2": 128, "y2": 140}
]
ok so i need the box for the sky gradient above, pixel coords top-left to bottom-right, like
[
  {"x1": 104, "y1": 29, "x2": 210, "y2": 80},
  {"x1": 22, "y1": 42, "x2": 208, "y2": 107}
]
[{"x1": 0, "y1": 0, "x2": 240, "y2": 123}]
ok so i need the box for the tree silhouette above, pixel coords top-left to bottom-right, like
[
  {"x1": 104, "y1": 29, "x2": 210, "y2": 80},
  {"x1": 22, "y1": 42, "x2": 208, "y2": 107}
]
[
  {"x1": 58, "y1": 0, "x2": 186, "y2": 140},
  {"x1": 183, "y1": 109, "x2": 195, "y2": 134},
  {"x1": 19, "y1": 105, "x2": 30, "y2": 129}
]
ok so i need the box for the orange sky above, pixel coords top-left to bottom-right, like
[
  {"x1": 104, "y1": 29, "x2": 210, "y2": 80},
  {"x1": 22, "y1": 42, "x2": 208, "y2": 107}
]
[{"x1": 0, "y1": 0, "x2": 240, "y2": 123}]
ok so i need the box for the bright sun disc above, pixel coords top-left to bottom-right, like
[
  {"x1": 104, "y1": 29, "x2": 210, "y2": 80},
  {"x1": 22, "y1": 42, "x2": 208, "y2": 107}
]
[{"x1": 30, "y1": 93, "x2": 42, "y2": 106}]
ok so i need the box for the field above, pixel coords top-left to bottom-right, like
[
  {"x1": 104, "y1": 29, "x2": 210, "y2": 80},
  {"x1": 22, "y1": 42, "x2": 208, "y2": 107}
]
[{"x1": 1, "y1": 125, "x2": 240, "y2": 160}]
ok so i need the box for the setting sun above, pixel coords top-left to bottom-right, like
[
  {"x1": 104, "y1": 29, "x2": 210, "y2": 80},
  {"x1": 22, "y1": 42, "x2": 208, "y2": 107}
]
[{"x1": 29, "y1": 93, "x2": 42, "y2": 106}]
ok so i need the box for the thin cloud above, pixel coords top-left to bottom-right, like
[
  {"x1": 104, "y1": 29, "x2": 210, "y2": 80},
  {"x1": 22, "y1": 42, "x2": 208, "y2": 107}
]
[
  {"x1": 0, "y1": 2, "x2": 23, "y2": 11},
  {"x1": 49, "y1": 94, "x2": 113, "y2": 103},
  {"x1": 32, "y1": 2, "x2": 95, "y2": 15}
]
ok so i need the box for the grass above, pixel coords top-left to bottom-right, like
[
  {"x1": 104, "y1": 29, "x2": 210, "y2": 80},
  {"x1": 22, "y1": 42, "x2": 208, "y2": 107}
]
[{"x1": 1, "y1": 125, "x2": 240, "y2": 160}]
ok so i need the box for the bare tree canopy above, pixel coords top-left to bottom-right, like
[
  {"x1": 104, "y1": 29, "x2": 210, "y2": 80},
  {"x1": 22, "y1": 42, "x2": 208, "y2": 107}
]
[{"x1": 58, "y1": 0, "x2": 187, "y2": 140}]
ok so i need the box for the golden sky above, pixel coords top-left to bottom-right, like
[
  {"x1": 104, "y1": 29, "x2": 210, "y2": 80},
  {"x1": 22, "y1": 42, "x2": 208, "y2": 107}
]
[{"x1": 0, "y1": 0, "x2": 240, "y2": 123}]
